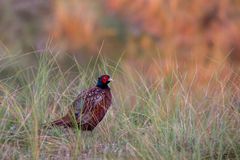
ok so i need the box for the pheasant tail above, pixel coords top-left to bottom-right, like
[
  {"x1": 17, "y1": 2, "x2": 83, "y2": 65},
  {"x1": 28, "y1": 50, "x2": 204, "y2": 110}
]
[
  {"x1": 45, "y1": 113, "x2": 75, "y2": 128},
  {"x1": 50, "y1": 116, "x2": 70, "y2": 127}
]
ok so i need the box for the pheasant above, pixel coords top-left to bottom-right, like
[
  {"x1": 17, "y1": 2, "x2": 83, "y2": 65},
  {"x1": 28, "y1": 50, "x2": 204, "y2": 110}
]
[{"x1": 48, "y1": 75, "x2": 112, "y2": 131}]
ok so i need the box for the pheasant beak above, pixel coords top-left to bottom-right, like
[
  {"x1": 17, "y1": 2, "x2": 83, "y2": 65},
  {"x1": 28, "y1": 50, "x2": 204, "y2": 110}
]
[{"x1": 108, "y1": 78, "x2": 113, "y2": 82}]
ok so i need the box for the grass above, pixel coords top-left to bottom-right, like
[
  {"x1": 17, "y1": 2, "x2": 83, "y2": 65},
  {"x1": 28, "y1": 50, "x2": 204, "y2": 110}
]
[{"x1": 0, "y1": 51, "x2": 239, "y2": 159}]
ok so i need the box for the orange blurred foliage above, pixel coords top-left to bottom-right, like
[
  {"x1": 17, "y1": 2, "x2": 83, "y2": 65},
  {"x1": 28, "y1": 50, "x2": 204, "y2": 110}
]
[
  {"x1": 51, "y1": 0, "x2": 240, "y2": 63},
  {"x1": 105, "y1": 0, "x2": 240, "y2": 61},
  {"x1": 51, "y1": 0, "x2": 101, "y2": 53}
]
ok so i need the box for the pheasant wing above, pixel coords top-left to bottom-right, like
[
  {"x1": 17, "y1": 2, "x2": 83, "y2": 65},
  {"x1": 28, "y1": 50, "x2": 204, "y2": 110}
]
[{"x1": 79, "y1": 88, "x2": 111, "y2": 129}]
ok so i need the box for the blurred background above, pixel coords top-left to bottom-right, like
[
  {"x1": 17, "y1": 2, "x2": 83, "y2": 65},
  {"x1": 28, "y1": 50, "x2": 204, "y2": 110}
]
[{"x1": 0, "y1": 0, "x2": 240, "y2": 87}]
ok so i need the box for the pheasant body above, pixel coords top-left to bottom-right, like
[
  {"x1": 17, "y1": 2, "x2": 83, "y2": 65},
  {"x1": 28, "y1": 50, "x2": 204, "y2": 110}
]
[{"x1": 50, "y1": 75, "x2": 112, "y2": 131}]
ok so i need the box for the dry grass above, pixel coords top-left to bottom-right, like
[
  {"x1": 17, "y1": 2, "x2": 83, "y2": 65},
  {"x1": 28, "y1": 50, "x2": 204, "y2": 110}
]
[{"x1": 0, "y1": 51, "x2": 239, "y2": 159}]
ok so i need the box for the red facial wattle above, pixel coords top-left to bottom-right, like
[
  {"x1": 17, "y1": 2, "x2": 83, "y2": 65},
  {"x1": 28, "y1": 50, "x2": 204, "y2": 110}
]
[{"x1": 102, "y1": 77, "x2": 108, "y2": 84}]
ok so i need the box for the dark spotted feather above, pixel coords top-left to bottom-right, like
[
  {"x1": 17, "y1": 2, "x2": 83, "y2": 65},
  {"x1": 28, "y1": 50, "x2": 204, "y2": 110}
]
[{"x1": 49, "y1": 87, "x2": 112, "y2": 131}]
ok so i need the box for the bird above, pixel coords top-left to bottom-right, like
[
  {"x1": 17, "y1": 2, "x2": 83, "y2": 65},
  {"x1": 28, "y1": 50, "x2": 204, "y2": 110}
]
[{"x1": 48, "y1": 75, "x2": 112, "y2": 131}]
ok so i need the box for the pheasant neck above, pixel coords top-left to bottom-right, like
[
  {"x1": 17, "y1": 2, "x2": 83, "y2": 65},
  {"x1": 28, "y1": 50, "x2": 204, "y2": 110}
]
[{"x1": 96, "y1": 81, "x2": 110, "y2": 89}]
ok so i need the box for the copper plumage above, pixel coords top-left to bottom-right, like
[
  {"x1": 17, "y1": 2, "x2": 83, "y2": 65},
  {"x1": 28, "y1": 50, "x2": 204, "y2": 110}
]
[{"x1": 49, "y1": 75, "x2": 112, "y2": 131}]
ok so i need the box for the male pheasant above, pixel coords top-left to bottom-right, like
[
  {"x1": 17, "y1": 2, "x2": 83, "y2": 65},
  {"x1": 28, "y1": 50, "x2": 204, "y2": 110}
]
[{"x1": 49, "y1": 75, "x2": 112, "y2": 131}]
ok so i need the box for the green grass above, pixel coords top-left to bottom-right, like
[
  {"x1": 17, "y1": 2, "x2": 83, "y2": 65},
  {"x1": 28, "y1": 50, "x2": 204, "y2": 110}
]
[{"x1": 0, "y1": 52, "x2": 239, "y2": 159}]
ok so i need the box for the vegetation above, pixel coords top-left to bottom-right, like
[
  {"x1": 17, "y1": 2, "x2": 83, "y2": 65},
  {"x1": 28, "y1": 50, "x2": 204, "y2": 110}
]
[
  {"x1": 0, "y1": 51, "x2": 239, "y2": 159},
  {"x1": 1, "y1": 0, "x2": 240, "y2": 159}
]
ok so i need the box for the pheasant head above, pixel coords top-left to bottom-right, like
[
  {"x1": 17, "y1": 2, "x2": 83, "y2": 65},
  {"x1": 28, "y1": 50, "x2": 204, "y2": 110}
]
[{"x1": 96, "y1": 75, "x2": 113, "y2": 89}]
